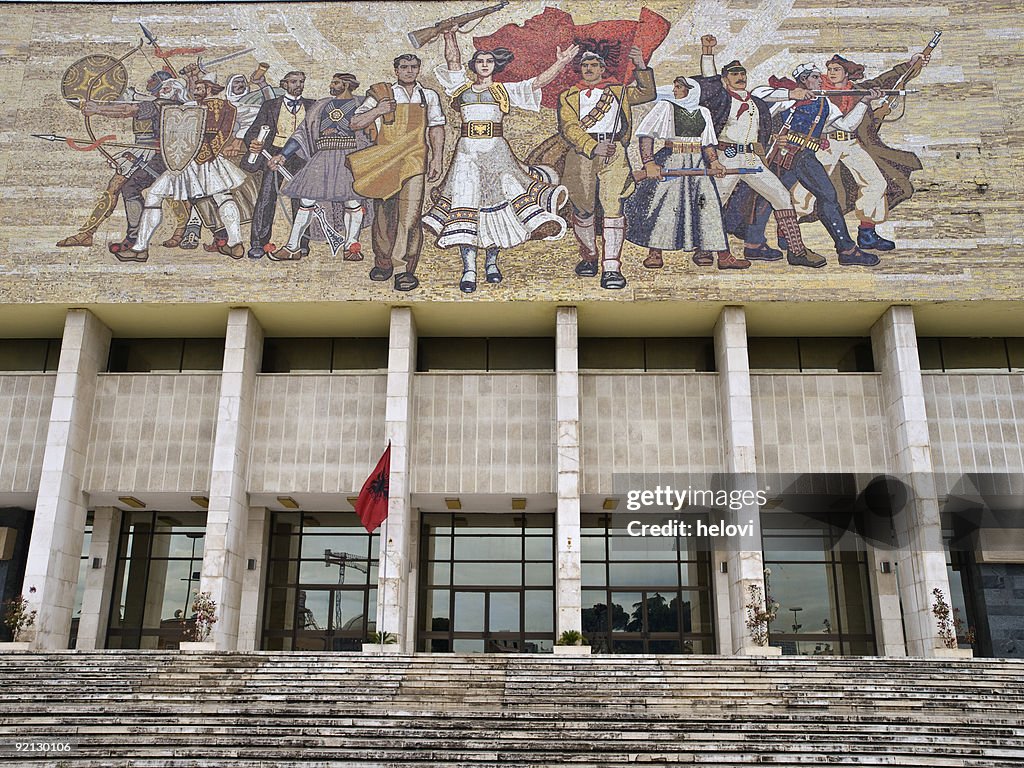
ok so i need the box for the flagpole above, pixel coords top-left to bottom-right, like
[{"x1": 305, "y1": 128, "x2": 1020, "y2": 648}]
[{"x1": 379, "y1": 503, "x2": 389, "y2": 641}]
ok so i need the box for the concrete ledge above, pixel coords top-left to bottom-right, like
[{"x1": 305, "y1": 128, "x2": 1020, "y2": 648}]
[
  {"x1": 178, "y1": 641, "x2": 217, "y2": 652},
  {"x1": 735, "y1": 645, "x2": 783, "y2": 656},
  {"x1": 931, "y1": 647, "x2": 974, "y2": 659},
  {"x1": 0, "y1": 642, "x2": 32, "y2": 652},
  {"x1": 361, "y1": 643, "x2": 402, "y2": 654},
  {"x1": 552, "y1": 645, "x2": 592, "y2": 656}
]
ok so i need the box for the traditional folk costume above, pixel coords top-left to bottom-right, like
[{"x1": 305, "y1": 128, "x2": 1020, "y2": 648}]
[
  {"x1": 131, "y1": 90, "x2": 248, "y2": 259},
  {"x1": 350, "y1": 81, "x2": 446, "y2": 291},
  {"x1": 624, "y1": 80, "x2": 728, "y2": 263},
  {"x1": 272, "y1": 95, "x2": 373, "y2": 259},
  {"x1": 422, "y1": 67, "x2": 567, "y2": 292},
  {"x1": 751, "y1": 63, "x2": 879, "y2": 266},
  {"x1": 241, "y1": 91, "x2": 315, "y2": 258},
  {"x1": 693, "y1": 56, "x2": 823, "y2": 268},
  {"x1": 557, "y1": 65, "x2": 656, "y2": 288}
]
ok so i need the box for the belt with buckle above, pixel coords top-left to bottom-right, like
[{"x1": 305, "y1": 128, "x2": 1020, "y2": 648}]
[
  {"x1": 461, "y1": 121, "x2": 503, "y2": 138},
  {"x1": 717, "y1": 142, "x2": 756, "y2": 158},
  {"x1": 664, "y1": 140, "x2": 703, "y2": 153},
  {"x1": 826, "y1": 130, "x2": 856, "y2": 142},
  {"x1": 588, "y1": 131, "x2": 622, "y2": 142}
]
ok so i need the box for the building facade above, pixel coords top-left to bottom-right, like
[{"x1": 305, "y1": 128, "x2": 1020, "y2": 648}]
[{"x1": 0, "y1": 1, "x2": 1021, "y2": 659}]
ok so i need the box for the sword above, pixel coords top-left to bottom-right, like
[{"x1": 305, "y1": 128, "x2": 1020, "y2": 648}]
[
  {"x1": 198, "y1": 48, "x2": 256, "y2": 73},
  {"x1": 262, "y1": 150, "x2": 347, "y2": 255}
]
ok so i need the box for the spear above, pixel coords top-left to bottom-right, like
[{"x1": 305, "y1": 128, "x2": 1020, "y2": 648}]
[{"x1": 32, "y1": 133, "x2": 156, "y2": 151}]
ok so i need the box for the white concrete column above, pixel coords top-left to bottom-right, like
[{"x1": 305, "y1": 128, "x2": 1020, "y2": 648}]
[
  {"x1": 201, "y1": 307, "x2": 263, "y2": 650},
  {"x1": 377, "y1": 307, "x2": 416, "y2": 650},
  {"x1": 22, "y1": 309, "x2": 111, "y2": 649},
  {"x1": 871, "y1": 305, "x2": 954, "y2": 656},
  {"x1": 866, "y1": 546, "x2": 906, "y2": 656},
  {"x1": 555, "y1": 306, "x2": 582, "y2": 635},
  {"x1": 713, "y1": 307, "x2": 774, "y2": 656},
  {"x1": 74, "y1": 506, "x2": 121, "y2": 650},
  {"x1": 237, "y1": 506, "x2": 269, "y2": 651},
  {"x1": 712, "y1": 542, "x2": 734, "y2": 654}
]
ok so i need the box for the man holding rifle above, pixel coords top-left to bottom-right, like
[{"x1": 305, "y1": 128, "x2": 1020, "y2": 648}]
[
  {"x1": 693, "y1": 35, "x2": 826, "y2": 269},
  {"x1": 750, "y1": 63, "x2": 884, "y2": 266},
  {"x1": 790, "y1": 50, "x2": 932, "y2": 252}
]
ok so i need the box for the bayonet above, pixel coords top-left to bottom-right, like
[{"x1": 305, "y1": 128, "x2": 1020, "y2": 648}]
[{"x1": 32, "y1": 133, "x2": 156, "y2": 151}]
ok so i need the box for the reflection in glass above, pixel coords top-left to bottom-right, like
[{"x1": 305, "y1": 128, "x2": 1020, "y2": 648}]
[{"x1": 454, "y1": 592, "x2": 485, "y2": 632}]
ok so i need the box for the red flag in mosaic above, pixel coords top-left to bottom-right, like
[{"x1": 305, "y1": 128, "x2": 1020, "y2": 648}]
[
  {"x1": 473, "y1": 6, "x2": 671, "y2": 109},
  {"x1": 356, "y1": 442, "x2": 390, "y2": 533}
]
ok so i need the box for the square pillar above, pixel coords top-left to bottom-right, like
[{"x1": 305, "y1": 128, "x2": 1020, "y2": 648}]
[
  {"x1": 866, "y1": 545, "x2": 906, "y2": 656},
  {"x1": 376, "y1": 307, "x2": 416, "y2": 650},
  {"x1": 714, "y1": 307, "x2": 774, "y2": 656},
  {"x1": 74, "y1": 506, "x2": 121, "y2": 649},
  {"x1": 555, "y1": 306, "x2": 582, "y2": 635},
  {"x1": 201, "y1": 307, "x2": 263, "y2": 650},
  {"x1": 871, "y1": 305, "x2": 955, "y2": 656},
  {"x1": 237, "y1": 506, "x2": 269, "y2": 651},
  {"x1": 22, "y1": 309, "x2": 111, "y2": 648}
]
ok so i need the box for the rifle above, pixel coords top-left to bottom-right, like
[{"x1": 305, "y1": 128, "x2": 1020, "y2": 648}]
[
  {"x1": 873, "y1": 31, "x2": 940, "y2": 123},
  {"x1": 408, "y1": 0, "x2": 509, "y2": 49},
  {"x1": 632, "y1": 167, "x2": 763, "y2": 182},
  {"x1": 811, "y1": 89, "x2": 917, "y2": 97}
]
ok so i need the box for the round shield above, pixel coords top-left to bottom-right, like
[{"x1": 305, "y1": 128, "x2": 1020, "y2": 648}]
[{"x1": 61, "y1": 54, "x2": 128, "y2": 106}]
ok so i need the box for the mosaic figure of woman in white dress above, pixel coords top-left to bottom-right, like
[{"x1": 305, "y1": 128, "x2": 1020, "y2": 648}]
[{"x1": 422, "y1": 29, "x2": 578, "y2": 293}]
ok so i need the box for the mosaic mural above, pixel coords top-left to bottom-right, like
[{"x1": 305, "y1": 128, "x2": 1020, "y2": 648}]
[{"x1": 0, "y1": 1, "x2": 1020, "y2": 303}]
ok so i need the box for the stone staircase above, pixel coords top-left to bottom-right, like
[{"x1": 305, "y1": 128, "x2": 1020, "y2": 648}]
[{"x1": 0, "y1": 652, "x2": 1022, "y2": 766}]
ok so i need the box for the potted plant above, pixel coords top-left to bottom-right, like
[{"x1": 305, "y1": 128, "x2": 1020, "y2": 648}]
[
  {"x1": 740, "y1": 573, "x2": 782, "y2": 656},
  {"x1": 931, "y1": 588, "x2": 973, "y2": 658},
  {"x1": 362, "y1": 631, "x2": 401, "y2": 653},
  {"x1": 553, "y1": 630, "x2": 591, "y2": 655},
  {"x1": 179, "y1": 590, "x2": 217, "y2": 651},
  {"x1": 1, "y1": 586, "x2": 36, "y2": 650}
]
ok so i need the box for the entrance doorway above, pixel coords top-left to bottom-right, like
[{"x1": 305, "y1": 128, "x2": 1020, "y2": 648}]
[{"x1": 418, "y1": 512, "x2": 555, "y2": 653}]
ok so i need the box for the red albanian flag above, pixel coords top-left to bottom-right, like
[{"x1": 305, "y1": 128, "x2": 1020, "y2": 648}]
[
  {"x1": 474, "y1": 7, "x2": 670, "y2": 110},
  {"x1": 355, "y1": 442, "x2": 390, "y2": 533}
]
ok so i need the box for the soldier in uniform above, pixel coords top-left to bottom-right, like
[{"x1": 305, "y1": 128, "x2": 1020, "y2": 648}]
[
  {"x1": 790, "y1": 52, "x2": 930, "y2": 252},
  {"x1": 750, "y1": 64, "x2": 882, "y2": 266},
  {"x1": 266, "y1": 72, "x2": 373, "y2": 261},
  {"x1": 80, "y1": 78, "x2": 189, "y2": 261},
  {"x1": 127, "y1": 72, "x2": 248, "y2": 260},
  {"x1": 557, "y1": 46, "x2": 656, "y2": 289},
  {"x1": 57, "y1": 70, "x2": 188, "y2": 250},
  {"x1": 241, "y1": 71, "x2": 314, "y2": 259}
]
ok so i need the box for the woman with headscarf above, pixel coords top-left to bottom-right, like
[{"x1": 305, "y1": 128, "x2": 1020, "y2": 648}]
[
  {"x1": 422, "y1": 29, "x2": 578, "y2": 293},
  {"x1": 624, "y1": 76, "x2": 730, "y2": 269}
]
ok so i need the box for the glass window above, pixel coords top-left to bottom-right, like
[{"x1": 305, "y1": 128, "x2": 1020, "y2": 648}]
[
  {"x1": 748, "y1": 339, "x2": 800, "y2": 370},
  {"x1": 939, "y1": 338, "x2": 1009, "y2": 371},
  {"x1": 580, "y1": 513, "x2": 714, "y2": 654},
  {"x1": 332, "y1": 338, "x2": 389, "y2": 370},
  {"x1": 762, "y1": 506, "x2": 876, "y2": 656},
  {"x1": 180, "y1": 339, "x2": 225, "y2": 371},
  {"x1": 798, "y1": 338, "x2": 874, "y2": 372},
  {"x1": 644, "y1": 338, "x2": 716, "y2": 371},
  {"x1": 262, "y1": 338, "x2": 332, "y2": 372},
  {"x1": 107, "y1": 339, "x2": 223, "y2": 372},
  {"x1": 1008, "y1": 339, "x2": 1024, "y2": 372},
  {"x1": 0, "y1": 339, "x2": 59, "y2": 372},
  {"x1": 106, "y1": 511, "x2": 208, "y2": 649},
  {"x1": 418, "y1": 512, "x2": 555, "y2": 653},
  {"x1": 918, "y1": 338, "x2": 943, "y2": 370},
  {"x1": 487, "y1": 338, "x2": 554, "y2": 370},
  {"x1": 417, "y1": 338, "x2": 487, "y2": 370},
  {"x1": 262, "y1": 511, "x2": 379, "y2": 651},
  {"x1": 579, "y1": 338, "x2": 645, "y2": 369}
]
